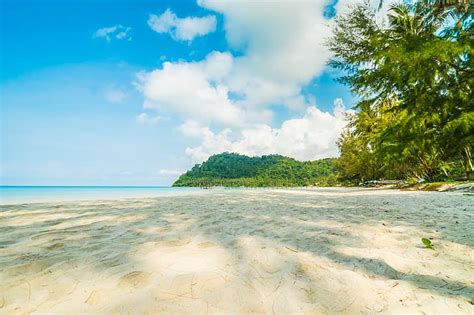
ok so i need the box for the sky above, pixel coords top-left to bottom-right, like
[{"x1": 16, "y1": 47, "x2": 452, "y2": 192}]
[{"x1": 0, "y1": 0, "x2": 385, "y2": 186}]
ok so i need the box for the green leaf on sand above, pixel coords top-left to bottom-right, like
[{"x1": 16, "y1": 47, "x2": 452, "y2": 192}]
[{"x1": 422, "y1": 238, "x2": 433, "y2": 249}]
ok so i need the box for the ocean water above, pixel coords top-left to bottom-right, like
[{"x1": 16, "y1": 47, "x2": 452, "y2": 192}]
[{"x1": 0, "y1": 186, "x2": 203, "y2": 205}]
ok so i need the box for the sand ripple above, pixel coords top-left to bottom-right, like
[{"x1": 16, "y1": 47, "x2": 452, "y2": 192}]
[{"x1": 0, "y1": 188, "x2": 473, "y2": 313}]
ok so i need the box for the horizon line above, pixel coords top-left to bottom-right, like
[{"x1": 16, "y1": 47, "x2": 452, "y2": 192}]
[{"x1": 0, "y1": 185, "x2": 175, "y2": 188}]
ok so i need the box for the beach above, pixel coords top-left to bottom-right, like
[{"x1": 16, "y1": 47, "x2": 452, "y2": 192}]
[{"x1": 1, "y1": 188, "x2": 473, "y2": 314}]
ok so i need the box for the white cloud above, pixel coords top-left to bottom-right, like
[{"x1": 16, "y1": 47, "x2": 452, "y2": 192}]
[
  {"x1": 198, "y1": 0, "x2": 332, "y2": 109},
  {"x1": 139, "y1": 1, "x2": 334, "y2": 126},
  {"x1": 93, "y1": 25, "x2": 132, "y2": 42},
  {"x1": 137, "y1": 51, "x2": 271, "y2": 127},
  {"x1": 158, "y1": 169, "x2": 183, "y2": 176},
  {"x1": 136, "y1": 113, "x2": 162, "y2": 125},
  {"x1": 137, "y1": 0, "x2": 358, "y2": 162},
  {"x1": 181, "y1": 99, "x2": 353, "y2": 162},
  {"x1": 148, "y1": 9, "x2": 216, "y2": 42}
]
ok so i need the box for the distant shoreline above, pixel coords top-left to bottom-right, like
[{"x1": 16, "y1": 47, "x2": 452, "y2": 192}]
[
  {"x1": 0, "y1": 186, "x2": 202, "y2": 205},
  {"x1": 1, "y1": 183, "x2": 472, "y2": 206},
  {"x1": 175, "y1": 181, "x2": 474, "y2": 192}
]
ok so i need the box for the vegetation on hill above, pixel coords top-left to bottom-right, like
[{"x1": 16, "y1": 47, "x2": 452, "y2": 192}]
[
  {"x1": 173, "y1": 153, "x2": 338, "y2": 187},
  {"x1": 329, "y1": 0, "x2": 473, "y2": 183}
]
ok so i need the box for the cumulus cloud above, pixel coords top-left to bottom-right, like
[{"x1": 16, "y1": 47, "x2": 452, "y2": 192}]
[
  {"x1": 198, "y1": 0, "x2": 332, "y2": 109},
  {"x1": 138, "y1": 0, "x2": 357, "y2": 162},
  {"x1": 93, "y1": 25, "x2": 132, "y2": 42},
  {"x1": 136, "y1": 113, "x2": 162, "y2": 125},
  {"x1": 137, "y1": 51, "x2": 271, "y2": 127},
  {"x1": 148, "y1": 9, "x2": 216, "y2": 42},
  {"x1": 180, "y1": 99, "x2": 353, "y2": 162},
  {"x1": 139, "y1": 1, "x2": 334, "y2": 126}
]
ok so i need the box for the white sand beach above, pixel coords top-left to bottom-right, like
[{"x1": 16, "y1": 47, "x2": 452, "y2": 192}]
[{"x1": 1, "y1": 188, "x2": 473, "y2": 314}]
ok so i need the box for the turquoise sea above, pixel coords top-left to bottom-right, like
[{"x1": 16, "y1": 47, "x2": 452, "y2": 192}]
[{"x1": 0, "y1": 186, "x2": 203, "y2": 205}]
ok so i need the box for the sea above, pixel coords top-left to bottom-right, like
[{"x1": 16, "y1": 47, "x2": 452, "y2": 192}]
[{"x1": 0, "y1": 186, "x2": 204, "y2": 205}]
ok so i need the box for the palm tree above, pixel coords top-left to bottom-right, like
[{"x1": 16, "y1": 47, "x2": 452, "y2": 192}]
[
  {"x1": 435, "y1": 0, "x2": 471, "y2": 11},
  {"x1": 383, "y1": 0, "x2": 471, "y2": 38},
  {"x1": 379, "y1": 0, "x2": 471, "y2": 13},
  {"x1": 387, "y1": 2, "x2": 444, "y2": 37}
]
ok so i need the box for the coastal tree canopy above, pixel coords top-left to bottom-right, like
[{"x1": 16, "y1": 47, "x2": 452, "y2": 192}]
[
  {"x1": 173, "y1": 153, "x2": 339, "y2": 187},
  {"x1": 329, "y1": 0, "x2": 473, "y2": 182}
]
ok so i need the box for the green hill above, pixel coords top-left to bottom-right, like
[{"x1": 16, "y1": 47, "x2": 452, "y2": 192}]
[{"x1": 173, "y1": 152, "x2": 338, "y2": 187}]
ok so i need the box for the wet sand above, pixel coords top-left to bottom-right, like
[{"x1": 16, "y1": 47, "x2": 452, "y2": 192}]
[{"x1": 1, "y1": 188, "x2": 473, "y2": 313}]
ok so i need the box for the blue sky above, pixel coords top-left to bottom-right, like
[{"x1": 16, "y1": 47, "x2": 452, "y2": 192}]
[{"x1": 1, "y1": 0, "x2": 354, "y2": 185}]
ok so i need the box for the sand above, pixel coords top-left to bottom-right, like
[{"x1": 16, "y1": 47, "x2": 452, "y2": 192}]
[{"x1": 0, "y1": 188, "x2": 473, "y2": 314}]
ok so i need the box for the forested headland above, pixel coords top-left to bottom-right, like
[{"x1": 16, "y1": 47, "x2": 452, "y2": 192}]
[{"x1": 173, "y1": 153, "x2": 338, "y2": 187}]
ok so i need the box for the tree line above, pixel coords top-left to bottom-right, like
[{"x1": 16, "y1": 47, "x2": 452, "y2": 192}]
[
  {"x1": 173, "y1": 153, "x2": 338, "y2": 187},
  {"x1": 330, "y1": 0, "x2": 472, "y2": 182}
]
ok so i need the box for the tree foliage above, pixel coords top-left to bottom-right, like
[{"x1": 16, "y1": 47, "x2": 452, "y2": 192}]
[
  {"x1": 173, "y1": 153, "x2": 339, "y2": 187},
  {"x1": 330, "y1": 0, "x2": 473, "y2": 182}
]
